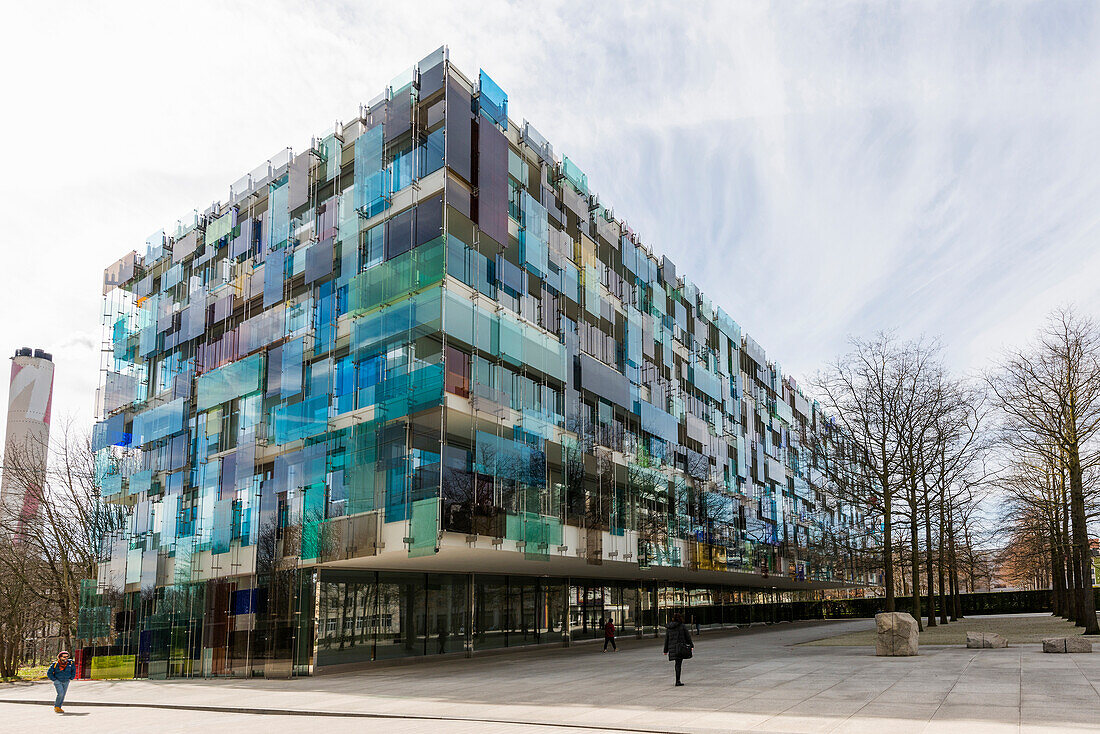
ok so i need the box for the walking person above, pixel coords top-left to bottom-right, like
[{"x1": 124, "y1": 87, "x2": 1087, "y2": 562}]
[
  {"x1": 46, "y1": 650, "x2": 76, "y2": 713},
  {"x1": 663, "y1": 613, "x2": 694, "y2": 686},
  {"x1": 603, "y1": 617, "x2": 617, "y2": 651}
]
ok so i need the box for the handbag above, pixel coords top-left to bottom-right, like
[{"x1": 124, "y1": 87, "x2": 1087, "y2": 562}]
[{"x1": 680, "y1": 645, "x2": 693, "y2": 659}]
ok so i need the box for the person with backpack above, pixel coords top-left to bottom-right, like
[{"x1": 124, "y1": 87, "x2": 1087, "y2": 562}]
[
  {"x1": 603, "y1": 618, "x2": 617, "y2": 651},
  {"x1": 663, "y1": 613, "x2": 694, "y2": 686},
  {"x1": 46, "y1": 650, "x2": 76, "y2": 713}
]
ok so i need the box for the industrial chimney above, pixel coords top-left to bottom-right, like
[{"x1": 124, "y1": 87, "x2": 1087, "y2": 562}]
[{"x1": 1, "y1": 348, "x2": 55, "y2": 532}]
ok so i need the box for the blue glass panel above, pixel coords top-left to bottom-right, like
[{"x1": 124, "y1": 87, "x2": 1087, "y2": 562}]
[
  {"x1": 474, "y1": 431, "x2": 545, "y2": 487},
  {"x1": 390, "y1": 145, "x2": 415, "y2": 192},
  {"x1": 131, "y1": 398, "x2": 187, "y2": 446},
  {"x1": 92, "y1": 413, "x2": 131, "y2": 451},
  {"x1": 281, "y1": 337, "x2": 304, "y2": 398},
  {"x1": 101, "y1": 474, "x2": 123, "y2": 498},
  {"x1": 314, "y1": 281, "x2": 338, "y2": 354},
  {"x1": 335, "y1": 355, "x2": 355, "y2": 414},
  {"x1": 129, "y1": 470, "x2": 154, "y2": 496},
  {"x1": 519, "y1": 191, "x2": 548, "y2": 278},
  {"x1": 478, "y1": 69, "x2": 508, "y2": 130},
  {"x1": 419, "y1": 127, "x2": 445, "y2": 177}
]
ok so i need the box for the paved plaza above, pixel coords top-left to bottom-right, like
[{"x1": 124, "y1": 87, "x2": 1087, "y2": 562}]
[{"x1": 5, "y1": 616, "x2": 1100, "y2": 733}]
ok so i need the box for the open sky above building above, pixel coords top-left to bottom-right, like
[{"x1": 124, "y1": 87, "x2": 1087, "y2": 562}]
[{"x1": 2, "y1": 0, "x2": 1098, "y2": 437}]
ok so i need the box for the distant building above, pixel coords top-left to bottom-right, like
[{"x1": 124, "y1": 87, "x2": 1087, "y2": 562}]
[{"x1": 0, "y1": 347, "x2": 54, "y2": 532}]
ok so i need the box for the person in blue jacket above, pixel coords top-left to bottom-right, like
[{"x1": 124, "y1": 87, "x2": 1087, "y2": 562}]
[{"x1": 46, "y1": 650, "x2": 76, "y2": 713}]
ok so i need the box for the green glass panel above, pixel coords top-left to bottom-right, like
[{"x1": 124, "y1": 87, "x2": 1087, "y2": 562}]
[
  {"x1": 505, "y1": 512, "x2": 523, "y2": 541},
  {"x1": 300, "y1": 482, "x2": 327, "y2": 559},
  {"x1": 347, "y1": 420, "x2": 380, "y2": 515},
  {"x1": 408, "y1": 497, "x2": 438, "y2": 557},
  {"x1": 347, "y1": 237, "x2": 445, "y2": 318},
  {"x1": 522, "y1": 512, "x2": 544, "y2": 560}
]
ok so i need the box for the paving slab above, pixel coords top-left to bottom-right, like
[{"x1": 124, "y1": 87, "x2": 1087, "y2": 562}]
[{"x1": 5, "y1": 617, "x2": 1100, "y2": 732}]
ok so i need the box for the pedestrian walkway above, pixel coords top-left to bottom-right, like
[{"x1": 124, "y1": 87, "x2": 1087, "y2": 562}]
[{"x1": 3, "y1": 616, "x2": 1099, "y2": 733}]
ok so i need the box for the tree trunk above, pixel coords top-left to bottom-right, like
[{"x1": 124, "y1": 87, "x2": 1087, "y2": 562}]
[
  {"x1": 938, "y1": 505, "x2": 948, "y2": 625},
  {"x1": 1068, "y1": 447, "x2": 1099, "y2": 633},
  {"x1": 948, "y1": 514, "x2": 962, "y2": 620},
  {"x1": 910, "y1": 500, "x2": 922, "y2": 630},
  {"x1": 883, "y1": 477, "x2": 894, "y2": 612},
  {"x1": 1050, "y1": 527, "x2": 1065, "y2": 618},
  {"x1": 1061, "y1": 478, "x2": 1077, "y2": 622},
  {"x1": 925, "y1": 502, "x2": 937, "y2": 627}
]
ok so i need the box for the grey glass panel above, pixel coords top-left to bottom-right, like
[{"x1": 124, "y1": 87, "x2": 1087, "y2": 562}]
[
  {"x1": 385, "y1": 89, "x2": 413, "y2": 139},
  {"x1": 640, "y1": 401, "x2": 678, "y2": 443},
  {"x1": 305, "y1": 237, "x2": 334, "y2": 284},
  {"x1": 415, "y1": 195, "x2": 443, "y2": 246},
  {"x1": 445, "y1": 77, "x2": 472, "y2": 183},
  {"x1": 264, "y1": 249, "x2": 286, "y2": 308},
  {"x1": 577, "y1": 353, "x2": 631, "y2": 409},
  {"x1": 446, "y1": 177, "x2": 471, "y2": 218},
  {"x1": 419, "y1": 61, "x2": 445, "y2": 99},
  {"x1": 476, "y1": 121, "x2": 508, "y2": 247},
  {"x1": 385, "y1": 208, "x2": 414, "y2": 261},
  {"x1": 288, "y1": 153, "x2": 310, "y2": 211}
]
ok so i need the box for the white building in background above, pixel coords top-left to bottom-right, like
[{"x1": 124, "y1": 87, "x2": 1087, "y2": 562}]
[{"x1": 1, "y1": 347, "x2": 55, "y2": 530}]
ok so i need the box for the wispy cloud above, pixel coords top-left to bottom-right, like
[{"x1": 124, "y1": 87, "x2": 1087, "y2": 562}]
[{"x1": 1, "y1": 0, "x2": 1097, "y2": 434}]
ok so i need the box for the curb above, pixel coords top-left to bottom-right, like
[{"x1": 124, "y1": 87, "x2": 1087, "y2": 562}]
[{"x1": 0, "y1": 699, "x2": 680, "y2": 733}]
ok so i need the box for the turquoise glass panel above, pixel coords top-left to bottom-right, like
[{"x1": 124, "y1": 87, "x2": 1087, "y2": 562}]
[
  {"x1": 270, "y1": 180, "x2": 290, "y2": 247},
  {"x1": 212, "y1": 498, "x2": 233, "y2": 554},
  {"x1": 195, "y1": 353, "x2": 265, "y2": 411},
  {"x1": 270, "y1": 395, "x2": 330, "y2": 445},
  {"x1": 354, "y1": 125, "x2": 389, "y2": 217},
  {"x1": 562, "y1": 156, "x2": 588, "y2": 195}
]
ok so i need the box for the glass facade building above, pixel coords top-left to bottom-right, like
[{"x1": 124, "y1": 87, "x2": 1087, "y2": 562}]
[{"x1": 81, "y1": 48, "x2": 877, "y2": 679}]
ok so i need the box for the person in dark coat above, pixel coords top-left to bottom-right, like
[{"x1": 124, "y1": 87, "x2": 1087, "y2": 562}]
[
  {"x1": 663, "y1": 613, "x2": 694, "y2": 686},
  {"x1": 46, "y1": 650, "x2": 76, "y2": 713},
  {"x1": 603, "y1": 618, "x2": 617, "y2": 651}
]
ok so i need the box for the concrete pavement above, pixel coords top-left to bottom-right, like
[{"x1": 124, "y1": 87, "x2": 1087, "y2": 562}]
[{"x1": 4, "y1": 616, "x2": 1100, "y2": 733}]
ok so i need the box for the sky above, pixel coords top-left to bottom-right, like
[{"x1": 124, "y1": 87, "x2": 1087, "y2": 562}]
[{"x1": 1, "y1": 0, "x2": 1098, "y2": 441}]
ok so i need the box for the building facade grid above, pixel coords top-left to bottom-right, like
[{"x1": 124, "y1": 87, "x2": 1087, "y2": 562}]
[{"x1": 81, "y1": 47, "x2": 878, "y2": 679}]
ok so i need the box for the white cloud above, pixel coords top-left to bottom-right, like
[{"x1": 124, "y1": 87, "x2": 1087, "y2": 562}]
[{"x1": 1, "y1": 0, "x2": 1097, "y2": 440}]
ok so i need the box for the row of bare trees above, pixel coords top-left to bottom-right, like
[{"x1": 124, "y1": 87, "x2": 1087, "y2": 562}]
[
  {"x1": 0, "y1": 422, "x2": 125, "y2": 676},
  {"x1": 813, "y1": 333, "x2": 988, "y2": 630},
  {"x1": 812, "y1": 307, "x2": 1100, "y2": 634}
]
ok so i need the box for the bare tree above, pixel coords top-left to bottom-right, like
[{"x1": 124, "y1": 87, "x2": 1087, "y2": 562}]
[
  {"x1": 988, "y1": 307, "x2": 1100, "y2": 633},
  {"x1": 0, "y1": 420, "x2": 126, "y2": 657},
  {"x1": 814, "y1": 333, "x2": 909, "y2": 611}
]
